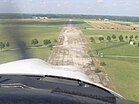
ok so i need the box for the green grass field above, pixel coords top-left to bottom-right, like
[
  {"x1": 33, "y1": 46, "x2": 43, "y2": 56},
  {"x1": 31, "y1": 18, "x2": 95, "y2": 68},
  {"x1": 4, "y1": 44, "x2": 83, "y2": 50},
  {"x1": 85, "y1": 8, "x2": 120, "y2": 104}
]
[
  {"x1": 0, "y1": 19, "x2": 66, "y2": 63},
  {"x1": 0, "y1": 18, "x2": 139, "y2": 102},
  {"x1": 93, "y1": 42, "x2": 139, "y2": 57},
  {"x1": 77, "y1": 20, "x2": 139, "y2": 102},
  {"x1": 93, "y1": 42, "x2": 139, "y2": 101},
  {"x1": 103, "y1": 58, "x2": 139, "y2": 101},
  {"x1": 76, "y1": 19, "x2": 139, "y2": 39},
  {"x1": 0, "y1": 19, "x2": 66, "y2": 46},
  {"x1": 0, "y1": 47, "x2": 51, "y2": 64}
]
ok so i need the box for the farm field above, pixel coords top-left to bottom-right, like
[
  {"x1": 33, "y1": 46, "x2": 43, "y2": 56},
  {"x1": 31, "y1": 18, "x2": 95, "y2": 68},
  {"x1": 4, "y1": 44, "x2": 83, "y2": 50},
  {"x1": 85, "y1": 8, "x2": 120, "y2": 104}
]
[
  {"x1": 86, "y1": 20, "x2": 139, "y2": 30},
  {"x1": 131, "y1": 23, "x2": 139, "y2": 28},
  {"x1": 0, "y1": 18, "x2": 66, "y2": 64},
  {"x1": 77, "y1": 20, "x2": 139, "y2": 102}
]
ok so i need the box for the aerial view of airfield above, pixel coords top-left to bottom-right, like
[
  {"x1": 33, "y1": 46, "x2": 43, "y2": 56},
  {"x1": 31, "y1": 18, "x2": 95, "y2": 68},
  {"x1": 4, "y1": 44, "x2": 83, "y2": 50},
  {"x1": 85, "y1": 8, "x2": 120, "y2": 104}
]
[{"x1": 0, "y1": 0, "x2": 139, "y2": 103}]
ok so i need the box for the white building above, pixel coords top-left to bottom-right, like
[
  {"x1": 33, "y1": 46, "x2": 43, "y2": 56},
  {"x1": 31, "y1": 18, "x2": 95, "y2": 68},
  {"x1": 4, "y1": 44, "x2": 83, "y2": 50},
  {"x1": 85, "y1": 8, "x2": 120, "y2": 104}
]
[{"x1": 129, "y1": 41, "x2": 135, "y2": 45}]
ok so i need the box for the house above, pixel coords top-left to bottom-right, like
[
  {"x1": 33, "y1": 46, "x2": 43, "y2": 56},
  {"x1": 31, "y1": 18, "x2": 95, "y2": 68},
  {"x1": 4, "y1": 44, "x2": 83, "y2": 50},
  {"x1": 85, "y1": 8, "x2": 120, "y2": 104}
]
[
  {"x1": 129, "y1": 41, "x2": 135, "y2": 45},
  {"x1": 44, "y1": 17, "x2": 48, "y2": 19},
  {"x1": 32, "y1": 16, "x2": 38, "y2": 19},
  {"x1": 104, "y1": 19, "x2": 109, "y2": 21}
]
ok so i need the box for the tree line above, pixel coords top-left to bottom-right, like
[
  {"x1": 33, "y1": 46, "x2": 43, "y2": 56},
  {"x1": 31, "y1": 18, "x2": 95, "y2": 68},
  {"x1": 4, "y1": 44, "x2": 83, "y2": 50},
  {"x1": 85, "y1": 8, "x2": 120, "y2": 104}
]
[
  {"x1": 1, "y1": 14, "x2": 139, "y2": 22},
  {"x1": 31, "y1": 39, "x2": 52, "y2": 46},
  {"x1": 0, "y1": 42, "x2": 10, "y2": 50},
  {"x1": 0, "y1": 39, "x2": 53, "y2": 50},
  {"x1": 90, "y1": 34, "x2": 139, "y2": 42}
]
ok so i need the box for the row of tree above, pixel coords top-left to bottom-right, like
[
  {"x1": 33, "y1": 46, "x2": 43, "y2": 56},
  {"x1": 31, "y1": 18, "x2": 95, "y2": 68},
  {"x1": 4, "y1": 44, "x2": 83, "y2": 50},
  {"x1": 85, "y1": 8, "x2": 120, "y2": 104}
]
[
  {"x1": 31, "y1": 39, "x2": 52, "y2": 46},
  {"x1": 90, "y1": 35, "x2": 139, "y2": 42},
  {"x1": 0, "y1": 39, "x2": 52, "y2": 50},
  {"x1": 0, "y1": 42, "x2": 10, "y2": 50}
]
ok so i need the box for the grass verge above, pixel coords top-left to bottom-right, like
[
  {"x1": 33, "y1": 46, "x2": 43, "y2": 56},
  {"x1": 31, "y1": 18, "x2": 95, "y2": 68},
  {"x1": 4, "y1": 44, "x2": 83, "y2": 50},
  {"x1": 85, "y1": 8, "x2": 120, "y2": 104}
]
[{"x1": 77, "y1": 19, "x2": 139, "y2": 102}]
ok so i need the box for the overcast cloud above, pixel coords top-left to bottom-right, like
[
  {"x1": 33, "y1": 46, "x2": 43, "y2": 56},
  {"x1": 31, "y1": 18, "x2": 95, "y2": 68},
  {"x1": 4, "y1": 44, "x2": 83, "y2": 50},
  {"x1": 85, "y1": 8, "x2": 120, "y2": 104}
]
[{"x1": 0, "y1": 0, "x2": 139, "y2": 17}]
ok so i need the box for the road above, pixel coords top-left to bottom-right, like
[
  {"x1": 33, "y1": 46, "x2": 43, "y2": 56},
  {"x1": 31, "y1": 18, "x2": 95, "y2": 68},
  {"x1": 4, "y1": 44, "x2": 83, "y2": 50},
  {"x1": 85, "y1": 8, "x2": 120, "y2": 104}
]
[{"x1": 48, "y1": 19, "x2": 113, "y2": 88}]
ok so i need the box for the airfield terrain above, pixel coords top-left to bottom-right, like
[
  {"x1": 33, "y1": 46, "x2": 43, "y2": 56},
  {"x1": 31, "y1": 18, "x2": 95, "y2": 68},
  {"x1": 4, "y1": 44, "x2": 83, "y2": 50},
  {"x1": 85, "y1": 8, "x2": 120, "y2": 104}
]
[
  {"x1": 48, "y1": 20, "x2": 111, "y2": 87},
  {"x1": 48, "y1": 19, "x2": 139, "y2": 101},
  {"x1": 0, "y1": 18, "x2": 139, "y2": 102}
]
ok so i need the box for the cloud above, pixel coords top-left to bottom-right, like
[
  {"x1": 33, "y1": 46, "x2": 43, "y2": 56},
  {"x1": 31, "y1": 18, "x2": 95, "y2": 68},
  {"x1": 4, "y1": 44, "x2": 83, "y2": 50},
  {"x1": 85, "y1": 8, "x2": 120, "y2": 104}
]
[
  {"x1": 124, "y1": 2, "x2": 129, "y2": 6},
  {"x1": 97, "y1": 0, "x2": 104, "y2": 3},
  {"x1": 56, "y1": 1, "x2": 71, "y2": 8},
  {"x1": 112, "y1": 3, "x2": 118, "y2": 7},
  {"x1": 28, "y1": 0, "x2": 33, "y2": 2},
  {"x1": 117, "y1": 0, "x2": 130, "y2": 7},
  {"x1": 136, "y1": 1, "x2": 139, "y2": 4}
]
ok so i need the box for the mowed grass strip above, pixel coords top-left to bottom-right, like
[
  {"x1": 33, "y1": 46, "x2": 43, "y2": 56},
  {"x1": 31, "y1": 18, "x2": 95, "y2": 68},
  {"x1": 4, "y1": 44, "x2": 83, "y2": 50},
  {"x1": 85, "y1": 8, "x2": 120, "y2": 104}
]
[
  {"x1": 0, "y1": 19, "x2": 66, "y2": 63},
  {"x1": 77, "y1": 19, "x2": 139, "y2": 102},
  {"x1": 103, "y1": 58, "x2": 139, "y2": 101},
  {"x1": 0, "y1": 47, "x2": 51, "y2": 64},
  {"x1": 92, "y1": 42, "x2": 139, "y2": 102},
  {"x1": 93, "y1": 42, "x2": 139, "y2": 56}
]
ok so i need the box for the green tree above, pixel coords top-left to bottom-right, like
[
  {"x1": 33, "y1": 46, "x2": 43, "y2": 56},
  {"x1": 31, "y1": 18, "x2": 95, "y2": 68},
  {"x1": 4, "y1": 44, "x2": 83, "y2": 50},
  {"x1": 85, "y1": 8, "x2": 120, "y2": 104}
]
[
  {"x1": 31, "y1": 39, "x2": 39, "y2": 46},
  {"x1": 6, "y1": 42, "x2": 10, "y2": 47},
  {"x1": 135, "y1": 35, "x2": 138, "y2": 40},
  {"x1": 107, "y1": 36, "x2": 111, "y2": 41},
  {"x1": 125, "y1": 36, "x2": 128, "y2": 40},
  {"x1": 98, "y1": 37, "x2": 104, "y2": 41},
  {"x1": 112, "y1": 34, "x2": 116, "y2": 39},
  {"x1": 43, "y1": 39, "x2": 51, "y2": 45},
  {"x1": 0, "y1": 42, "x2": 5, "y2": 50},
  {"x1": 133, "y1": 27, "x2": 136, "y2": 30},
  {"x1": 130, "y1": 35, "x2": 133, "y2": 40},
  {"x1": 90, "y1": 37, "x2": 95, "y2": 42},
  {"x1": 119, "y1": 35, "x2": 124, "y2": 42}
]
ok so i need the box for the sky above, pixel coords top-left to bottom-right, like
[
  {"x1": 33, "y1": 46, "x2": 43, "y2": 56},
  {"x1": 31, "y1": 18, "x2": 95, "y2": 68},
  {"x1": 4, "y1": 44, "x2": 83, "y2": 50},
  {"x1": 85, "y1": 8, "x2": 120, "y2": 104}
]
[{"x1": 0, "y1": 0, "x2": 139, "y2": 17}]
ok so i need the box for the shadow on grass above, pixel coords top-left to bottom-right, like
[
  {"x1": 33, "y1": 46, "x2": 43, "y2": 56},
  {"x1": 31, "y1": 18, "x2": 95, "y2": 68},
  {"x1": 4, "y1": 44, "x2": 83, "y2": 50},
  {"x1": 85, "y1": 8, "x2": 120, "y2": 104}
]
[
  {"x1": 96, "y1": 42, "x2": 128, "y2": 52},
  {"x1": 102, "y1": 57, "x2": 139, "y2": 63}
]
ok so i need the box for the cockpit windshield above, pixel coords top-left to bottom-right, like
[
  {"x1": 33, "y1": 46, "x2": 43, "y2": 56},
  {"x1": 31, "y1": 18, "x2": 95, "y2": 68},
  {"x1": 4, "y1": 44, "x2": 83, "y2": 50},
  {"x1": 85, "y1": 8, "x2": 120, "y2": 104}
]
[{"x1": 0, "y1": 0, "x2": 139, "y2": 103}]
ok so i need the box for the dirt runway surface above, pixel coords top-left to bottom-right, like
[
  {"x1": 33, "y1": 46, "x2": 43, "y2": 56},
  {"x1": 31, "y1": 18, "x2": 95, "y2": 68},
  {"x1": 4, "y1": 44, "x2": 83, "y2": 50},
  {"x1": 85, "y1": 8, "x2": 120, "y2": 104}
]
[{"x1": 48, "y1": 20, "x2": 114, "y2": 88}]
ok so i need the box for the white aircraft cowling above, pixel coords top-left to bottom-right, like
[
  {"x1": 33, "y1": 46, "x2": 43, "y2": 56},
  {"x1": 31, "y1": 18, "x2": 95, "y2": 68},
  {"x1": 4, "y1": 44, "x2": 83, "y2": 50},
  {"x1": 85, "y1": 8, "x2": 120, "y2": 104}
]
[{"x1": 0, "y1": 58, "x2": 123, "y2": 99}]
